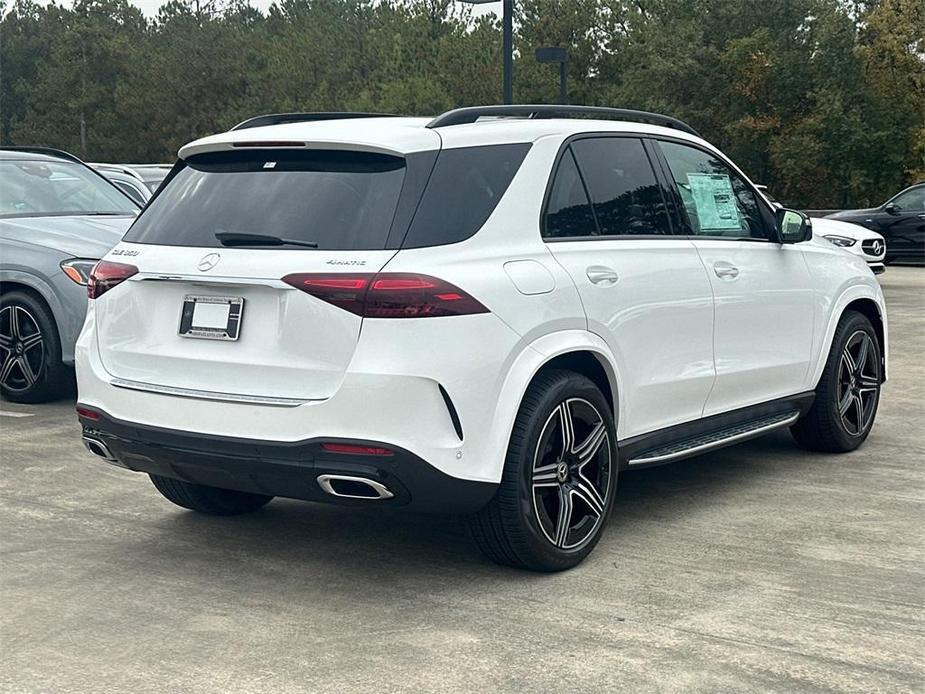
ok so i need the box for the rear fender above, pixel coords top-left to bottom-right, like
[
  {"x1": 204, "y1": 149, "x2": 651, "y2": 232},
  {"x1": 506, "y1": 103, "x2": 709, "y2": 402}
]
[{"x1": 485, "y1": 330, "x2": 622, "y2": 481}]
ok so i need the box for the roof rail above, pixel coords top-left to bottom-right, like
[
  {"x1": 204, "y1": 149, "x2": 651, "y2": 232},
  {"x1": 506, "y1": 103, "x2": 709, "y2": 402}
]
[
  {"x1": 0, "y1": 146, "x2": 86, "y2": 164},
  {"x1": 426, "y1": 105, "x2": 699, "y2": 137},
  {"x1": 231, "y1": 112, "x2": 399, "y2": 131}
]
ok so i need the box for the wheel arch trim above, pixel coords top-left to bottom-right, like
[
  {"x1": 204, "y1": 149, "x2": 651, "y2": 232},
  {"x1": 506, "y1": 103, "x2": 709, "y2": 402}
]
[
  {"x1": 812, "y1": 286, "x2": 888, "y2": 388},
  {"x1": 0, "y1": 271, "x2": 68, "y2": 358},
  {"x1": 486, "y1": 330, "x2": 623, "y2": 481}
]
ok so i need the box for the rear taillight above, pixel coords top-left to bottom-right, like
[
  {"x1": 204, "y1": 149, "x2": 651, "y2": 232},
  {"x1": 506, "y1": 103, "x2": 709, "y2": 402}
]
[
  {"x1": 88, "y1": 261, "x2": 138, "y2": 299},
  {"x1": 281, "y1": 273, "x2": 488, "y2": 318}
]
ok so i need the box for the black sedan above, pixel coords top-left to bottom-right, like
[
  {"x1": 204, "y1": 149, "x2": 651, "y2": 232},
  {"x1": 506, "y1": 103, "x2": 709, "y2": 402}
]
[{"x1": 826, "y1": 183, "x2": 924, "y2": 264}]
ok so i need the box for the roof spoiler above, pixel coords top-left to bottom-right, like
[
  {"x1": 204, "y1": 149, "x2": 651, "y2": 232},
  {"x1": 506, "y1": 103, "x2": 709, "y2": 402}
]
[{"x1": 231, "y1": 112, "x2": 399, "y2": 131}]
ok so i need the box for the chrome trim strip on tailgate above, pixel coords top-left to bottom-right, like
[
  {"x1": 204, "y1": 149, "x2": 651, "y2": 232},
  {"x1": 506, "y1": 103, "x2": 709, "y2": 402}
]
[{"x1": 110, "y1": 377, "x2": 310, "y2": 407}]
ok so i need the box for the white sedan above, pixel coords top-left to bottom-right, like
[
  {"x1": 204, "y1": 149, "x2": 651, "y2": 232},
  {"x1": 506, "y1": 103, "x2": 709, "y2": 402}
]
[{"x1": 812, "y1": 217, "x2": 886, "y2": 275}]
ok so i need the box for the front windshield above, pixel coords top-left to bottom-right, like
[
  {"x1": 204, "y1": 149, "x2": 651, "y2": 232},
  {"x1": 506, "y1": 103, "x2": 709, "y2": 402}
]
[{"x1": 0, "y1": 159, "x2": 138, "y2": 218}]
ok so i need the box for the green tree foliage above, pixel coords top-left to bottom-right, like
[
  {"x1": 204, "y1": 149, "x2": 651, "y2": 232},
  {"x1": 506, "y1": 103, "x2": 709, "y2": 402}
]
[{"x1": 0, "y1": 0, "x2": 921, "y2": 206}]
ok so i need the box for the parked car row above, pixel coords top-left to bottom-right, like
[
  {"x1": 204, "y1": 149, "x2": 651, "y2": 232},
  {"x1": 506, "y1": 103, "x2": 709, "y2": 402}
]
[
  {"x1": 756, "y1": 182, "x2": 924, "y2": 268},
  {"x1": 757, "y1": 185, "x2": 888, "y2": 274},
  {"x1": 88, "y1": 163, "x2": 171, "y2": 206},
  {"x1": 825, "y1": 183, "x2": 924, "y2": 265},
  {"x1": 0, "y1": 109, "x2": 902, "y2": 569}
]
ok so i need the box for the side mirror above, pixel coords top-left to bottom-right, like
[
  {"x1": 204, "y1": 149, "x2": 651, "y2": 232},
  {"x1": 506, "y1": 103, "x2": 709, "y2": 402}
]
[
  {"x1": 884, "y1": 202, "x2": 899, "y2": 215},
  {"x1": 775, "y1": 208, "x2": 811, "y2": 244}
]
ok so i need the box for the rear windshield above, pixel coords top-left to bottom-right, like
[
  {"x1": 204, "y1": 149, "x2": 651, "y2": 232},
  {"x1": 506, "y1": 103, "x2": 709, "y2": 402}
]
[{"x1": 124, "y1": 150, "x2": 406, "y2": 250}]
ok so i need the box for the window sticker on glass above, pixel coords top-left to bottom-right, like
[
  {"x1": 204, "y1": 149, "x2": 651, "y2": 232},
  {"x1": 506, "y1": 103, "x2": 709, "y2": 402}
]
[{"x1": 687, "y1": 173, "x2": 741, "y2": 231}]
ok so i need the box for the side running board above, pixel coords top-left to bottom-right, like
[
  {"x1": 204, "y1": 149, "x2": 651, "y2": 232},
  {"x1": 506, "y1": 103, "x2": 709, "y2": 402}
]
[{"x1": 627, "y1": 410, "x2": 800, "y2": 466}]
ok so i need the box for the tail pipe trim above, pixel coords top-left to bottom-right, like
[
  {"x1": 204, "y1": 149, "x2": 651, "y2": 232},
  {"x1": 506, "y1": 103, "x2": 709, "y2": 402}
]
[{"x1": 316, "y1": 474, "x2": 394, "y2": 500}]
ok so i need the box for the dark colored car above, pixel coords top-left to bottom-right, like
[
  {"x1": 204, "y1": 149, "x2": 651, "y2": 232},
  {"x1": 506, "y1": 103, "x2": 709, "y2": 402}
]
[{"x1": 826, "y1": 183, "x2": 924, "y2": 264}]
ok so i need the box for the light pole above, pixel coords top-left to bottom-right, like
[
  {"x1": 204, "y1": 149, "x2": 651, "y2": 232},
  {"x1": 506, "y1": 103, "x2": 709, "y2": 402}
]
[
  {"x1": 536, "y1": 47, "x2": 568, "y2": 105},
  {"x1": 461, "y1": 0, "x2": 514, "y2": 104}
]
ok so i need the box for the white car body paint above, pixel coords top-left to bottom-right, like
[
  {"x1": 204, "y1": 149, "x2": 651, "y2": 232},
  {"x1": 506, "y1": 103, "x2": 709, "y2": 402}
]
[{"x1": 75, "y1": 115, "x2": 888, "y2": 490}]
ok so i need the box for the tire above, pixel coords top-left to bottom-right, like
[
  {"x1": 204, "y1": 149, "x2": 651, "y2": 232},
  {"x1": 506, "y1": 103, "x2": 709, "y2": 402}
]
[
  {"x1": 0, "y1": 291, "x2": 69, "y2": 403},
  {"x1": 149, "y1": 474, "x2": 273, "y2": 515},
  {"x1": 468, "y1": 370, "x2": 617, "y2": 572},
  {"x1": 791, "y1": 310, "x2": 882, "y2": 453}
]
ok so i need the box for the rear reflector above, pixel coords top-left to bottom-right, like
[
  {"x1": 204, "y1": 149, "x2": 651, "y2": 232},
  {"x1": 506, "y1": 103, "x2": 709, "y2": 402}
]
[
  {"x1": 76, "y1": 406, "x2": 100, "y2": 420},
  {"x1": 321, "y1": 442, "x2": 393, "y2": 456},
  {"x1": 88, "y1": 261, "x2": 138, "y2": 299},
  {"x1": 281, "y1": 273, "x2": 488, "y2": 318}
]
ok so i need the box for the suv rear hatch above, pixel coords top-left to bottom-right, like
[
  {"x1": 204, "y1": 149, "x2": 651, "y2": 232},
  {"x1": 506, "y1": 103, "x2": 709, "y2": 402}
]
[
  {"x1": 92, "y1": 140, "x2": 532, "y2": 403},
  {"x1": 94, "y1": 147, "x2": 429, "y2": 401}
]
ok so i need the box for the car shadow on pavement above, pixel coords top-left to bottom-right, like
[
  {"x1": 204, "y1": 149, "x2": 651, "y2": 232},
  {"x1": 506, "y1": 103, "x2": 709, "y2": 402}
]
[{"x1": 105, "y1": 429, "x2": 812, "y2": 591}]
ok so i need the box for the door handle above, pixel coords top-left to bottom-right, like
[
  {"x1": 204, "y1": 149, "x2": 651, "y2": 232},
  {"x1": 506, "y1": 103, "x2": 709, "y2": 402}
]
[
  {"x1": 713, "y1": 262, "x2": 739, "y2": 280},
  {"x1": 586, "y1": 266, "x2": 619, "y2": 286}
]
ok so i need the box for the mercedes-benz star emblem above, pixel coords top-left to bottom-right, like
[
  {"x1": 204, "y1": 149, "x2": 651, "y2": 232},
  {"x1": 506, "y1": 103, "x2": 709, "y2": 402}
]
[
  {"x1": 556, "y1": 461, "x2": 569, "y2": 483},
  {"x1": 197, "y1": 253, "x2": 221, "y2": 272},
  {"x1": 872, "y1": 241, "x2": 883, "y2": 255}
]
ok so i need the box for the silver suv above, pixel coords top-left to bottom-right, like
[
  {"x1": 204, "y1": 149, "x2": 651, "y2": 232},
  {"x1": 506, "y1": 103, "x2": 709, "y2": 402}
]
[{"x1": 0, "y1": 148, "x2": 137, "y2": 402}]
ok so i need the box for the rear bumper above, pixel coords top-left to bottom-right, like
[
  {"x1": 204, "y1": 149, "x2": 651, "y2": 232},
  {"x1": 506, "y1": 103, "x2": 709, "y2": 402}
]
[
  {"x1": 79, "y1": 408, "x2": 496, "y2": 514},
  {"x1": 76, "y1": 299, "x2": 524, "y2": 484}
]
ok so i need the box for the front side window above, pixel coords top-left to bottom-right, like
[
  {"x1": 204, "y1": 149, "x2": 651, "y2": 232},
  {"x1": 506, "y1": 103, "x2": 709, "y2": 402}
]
[
  {"x1": 0, "y1": 159, "x2": 138, "y2": 218},
  {"x1": 570, "y1": 137, "x2": 671, "y2": 236},
  {"x1": 658, "y1": 140, "x2": 769, "y2": 239},
  {"x1": 890, "y1": 185, "x2": 924, "y2": 212}
]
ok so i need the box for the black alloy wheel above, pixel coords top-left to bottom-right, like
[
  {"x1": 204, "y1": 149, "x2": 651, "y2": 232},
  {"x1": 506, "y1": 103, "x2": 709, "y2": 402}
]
[
  {"x1": 0, "y1": 304, "x2": 45, "y2": 394},
  {"x1": 0, "y1": 291, "x2": 68, "y2": 403},
  {"x1": 531, "y1": 397, "x2": 611, "y2": 550},
  {"x1": 792, "y1": 310, "x2": 881, "y2": 453},
  {"x1": 469, "y1": 370, "x2": 617, "y2": 571},
  {"x1": 835, "y1": 329, "x2": 880, "y2": 437}
]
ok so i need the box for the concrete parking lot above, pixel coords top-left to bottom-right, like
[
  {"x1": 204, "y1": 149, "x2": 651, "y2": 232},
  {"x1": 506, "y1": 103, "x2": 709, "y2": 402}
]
[{"x1": 1, "y1": 267, "x2": 922, "y2": 693}]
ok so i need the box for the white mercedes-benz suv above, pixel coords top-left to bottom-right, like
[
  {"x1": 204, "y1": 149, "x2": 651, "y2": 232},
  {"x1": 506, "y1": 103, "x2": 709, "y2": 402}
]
[{"x1": 76, "y1": 106, "x2": 887, "y2": 571}]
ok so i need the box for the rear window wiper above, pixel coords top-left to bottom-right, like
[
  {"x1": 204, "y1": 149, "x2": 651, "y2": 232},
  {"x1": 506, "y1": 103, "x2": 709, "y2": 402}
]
[{"x1": 214, "y1": 232, "x2": 318, "y2": 249}]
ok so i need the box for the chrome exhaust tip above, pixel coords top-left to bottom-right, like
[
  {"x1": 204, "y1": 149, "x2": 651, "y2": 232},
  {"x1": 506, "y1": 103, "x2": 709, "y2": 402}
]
[
  {"x1": 316, "y1": 474, "x2": 394, "y2": 500},
  {"x1": 82, "y1": 436, "x2": 120, "y2": 465}
]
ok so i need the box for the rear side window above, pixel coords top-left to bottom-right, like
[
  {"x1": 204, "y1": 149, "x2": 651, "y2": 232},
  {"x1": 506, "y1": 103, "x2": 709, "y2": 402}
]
[
  {"x1": 544, "y1": 148, "x2": 596, "y2": 238},
  {"x1": 124, "y1": 150, "x2": 406, "y2": 250},
  {"x1": 569, "y1": 138, "x2": 671, "y2": 236},
  {"x1": 401, "y1": 143, "x2": 531, "y2": 248}
]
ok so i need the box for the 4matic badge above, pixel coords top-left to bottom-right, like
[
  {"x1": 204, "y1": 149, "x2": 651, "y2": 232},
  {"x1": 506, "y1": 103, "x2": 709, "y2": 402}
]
[{"x1": 326, "y1": 259, "x2": 367, "y2": 266}]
